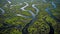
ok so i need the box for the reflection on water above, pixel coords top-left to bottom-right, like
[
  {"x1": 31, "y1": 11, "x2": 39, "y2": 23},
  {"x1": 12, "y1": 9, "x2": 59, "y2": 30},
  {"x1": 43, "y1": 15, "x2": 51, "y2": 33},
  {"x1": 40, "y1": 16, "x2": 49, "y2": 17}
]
[{"x1": 0, "y1": 8, "x2": 5, "y2": 15}]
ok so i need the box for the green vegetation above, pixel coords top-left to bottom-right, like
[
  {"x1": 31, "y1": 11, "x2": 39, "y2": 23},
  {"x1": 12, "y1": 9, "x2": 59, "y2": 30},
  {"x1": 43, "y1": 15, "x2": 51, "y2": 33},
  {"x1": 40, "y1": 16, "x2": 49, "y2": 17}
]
[{"x1": 0, "y1": 0, "x2": 60, "y2": 34}]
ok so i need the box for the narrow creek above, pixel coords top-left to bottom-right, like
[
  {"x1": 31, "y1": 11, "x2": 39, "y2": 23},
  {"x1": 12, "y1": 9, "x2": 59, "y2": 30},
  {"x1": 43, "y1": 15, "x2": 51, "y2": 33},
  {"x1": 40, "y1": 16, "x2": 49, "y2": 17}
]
[{"x1": 0, "y1": 8, "x2": 5, "y2": 15}]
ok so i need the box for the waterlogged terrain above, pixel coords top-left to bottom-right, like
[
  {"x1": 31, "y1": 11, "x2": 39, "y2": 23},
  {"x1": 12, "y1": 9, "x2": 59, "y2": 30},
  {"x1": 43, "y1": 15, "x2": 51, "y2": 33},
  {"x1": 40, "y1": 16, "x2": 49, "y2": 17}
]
[{"x1": 0, "y1": 0, "x2": 60, "y2": 34}]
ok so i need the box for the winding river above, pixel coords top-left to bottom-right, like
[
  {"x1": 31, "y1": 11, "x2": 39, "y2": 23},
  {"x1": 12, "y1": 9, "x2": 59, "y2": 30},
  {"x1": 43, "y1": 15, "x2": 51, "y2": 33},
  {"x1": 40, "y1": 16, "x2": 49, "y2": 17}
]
[
  {"x1": 16, "y1": 1, "x2": 58, "y2": 34},
  {"x1": 7, "y1": 0, "x2": 11, "y2": 4},
  {"x1": 32, "y1": 4, "x2": 39, "y2": 15},
  {"x1": 20, "y1": 2, "x2": 29, "y2": 11},
  {"x1": 16, "y1": 2, "x2": 36, "y2": 18},
  {"x1": 19, "y1": 2, "x2": 39, "y2": 34},
  {"x1": 0, "y1": 0, "x2": 60, "y2": 34},
  {"x1": 42, "y1": 17, "x2": 54, "y2": 34},
  {"x1": 21, "y1": 1, "x2": 60, "y2": 34},
  {"x1": 0, "y1": 8, "x2": 5, "y2": 15},
  {"x1": 45, "y1": 7, "x2": 60, "y2": 22},
  {"x1": 51, "y1": 2, "x2": 56, "y2": 9}
]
